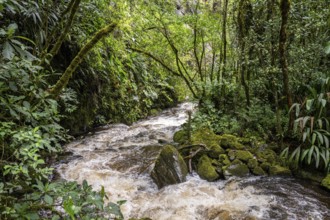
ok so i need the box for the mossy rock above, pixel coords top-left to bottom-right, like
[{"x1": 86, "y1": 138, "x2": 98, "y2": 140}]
[
  {"x1": 256, "y1": 149, "x2": 277, "y2": 164},
  {"x1": 219, "y1": 154, "x2": 231, "y2": 166},
  {"x1": 219, "y1": 134, "x2": 244, "y2": 150},
  {"x1": 235, "y1": 150, "x2": 254, "y2": 162},
  {"x1": 321, "y1": 174, "x2": 330, "y2": 191},
  {"x1": 247, "y1": 158, "x2": 258, "y2": 169},
  {"x1": 173, "y1": 130, "x2": 188, "y2": 145},
  {"x1": 260, "y1": 162, "x2": 271, "y2": 172},
  {"x1": 268, "y1": 165, "x2": 291, "y2": 176},
  {"x1": 208, "y1": 145, "x2": 225, "y2": 159},
  {"x1": 191, "y1": 128, "x2": 221, "y2": 149},
  {"x1": 151, "y1": 145, "x2": 188, "y2": 189},
  {"x1": 197, "y1": 155, "x2": 220, "y2": 181},
  {"x1": 224, "y1": 163, "x2": 250, "y2": 178},
  {"x1": 252, "y1": 166, "x2": 267, "y2": 176}
]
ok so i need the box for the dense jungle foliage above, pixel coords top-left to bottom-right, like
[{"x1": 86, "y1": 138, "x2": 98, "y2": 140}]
[{"x1": 0, "y1": 0, "x2": 329, "y2": 219}]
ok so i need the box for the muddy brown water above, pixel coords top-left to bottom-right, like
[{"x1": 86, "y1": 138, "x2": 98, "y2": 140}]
[{"x1": 56, "y1": 103, "x2": 330, "y2": 220}]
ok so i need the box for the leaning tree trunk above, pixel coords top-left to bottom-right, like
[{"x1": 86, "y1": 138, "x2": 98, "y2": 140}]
[
  {"x1": 279, "y1": 0, "x2": 294, "y2": 131},
  {"x1": 49, "y1": 23, "x2": 117, "y2": 97}
]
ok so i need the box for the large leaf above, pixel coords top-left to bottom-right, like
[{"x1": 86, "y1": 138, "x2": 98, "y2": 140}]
[{"x1": 2, "y1": 41, "x2": 15, "y2": 60}]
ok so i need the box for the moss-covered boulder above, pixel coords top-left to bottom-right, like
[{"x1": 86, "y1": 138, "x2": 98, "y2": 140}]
[
  {"x1": 219, "y1": 154, "x2": 231, "y2": 166},
  {"x1": 247, "y1": 158, "x2": 258, "y2": 169},
  {"x1": 219, "y1": 134, "x2": 244, "y2": 150},
  {"x1": 191, "y1": 128, "x2": 221, "y2": 149},
  {"x1": 268, "y1": 165, "x2": 291, "y2": 176},
  {"x1": 173, "y1": 130, "x2": 188, "y2": 145},
  {"x1": 252, "y1": 166, "x2": 267, "y2": 176},
  {"x1": 224, "y1": 163, "x2": 250, "y2": 178},
  {"x1": 321, "y1": 174, "x2": 330, "y2": 191},
  {"x1": 235, "y1": 150, "x2": 254, "y2": 162},
  {"x1": 256, "y1": 149, "x2": 277, "y2": 164},
  {"x1": 208, "y1": 145, "x2": 225, "y2": 159},
  {"x1": 151, "y1": 145, "x2": 188, "y2": 189},
  {"x1": 197, "y1": 155, "x2": 220, "y2": 181}
]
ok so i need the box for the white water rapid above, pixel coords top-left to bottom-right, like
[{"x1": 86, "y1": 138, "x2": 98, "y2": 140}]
[{"x1": 56, "y1": 103, "x2": 330, "y2": 220}]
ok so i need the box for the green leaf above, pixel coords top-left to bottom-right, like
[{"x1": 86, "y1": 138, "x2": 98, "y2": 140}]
[
  {"x1": 44, "y1": 194, "x2": 53, "y2": 205},
  {"x1": 2, "y1": 41, "x2": 15, "y2": 60},
  {"x1": 325, "y1": 42, "x2": 330, "y2": 54},
  {"x1": 306, "y1": 99, "x2": 313, "y2": 111},
  {"x1": 307, "y1": 145, "x2": 315, "y2": 164}
]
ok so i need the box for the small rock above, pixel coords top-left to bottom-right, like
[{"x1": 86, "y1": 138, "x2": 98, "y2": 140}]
[
  {"x1": 252, "y1": 166, "x2": 267, "y2": 176},
  {"x1": 224, "y1": 163, "x2": 250, "y2": 178},
  {"x1": 269, "y1": 165, "x2": 291, "y2": 176}
]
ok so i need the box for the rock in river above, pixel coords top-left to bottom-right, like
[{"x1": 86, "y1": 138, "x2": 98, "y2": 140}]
[{"x1": 151, "y1": 145, "x2": 188, "y2": 189}]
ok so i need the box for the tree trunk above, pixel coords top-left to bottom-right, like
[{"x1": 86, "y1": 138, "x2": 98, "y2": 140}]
[
  {"x1": 221, "y1": 0, "x2": 228, "y2": 78},
  {"x1": 40, "y1": 0, "x2": 81, "y2": 66},
  {"x1": 279, "y1": 0, "x2": 294, "y2": 131},
  {"x1": 49, "y1": 23, "x2": 117, "y2": 96}
]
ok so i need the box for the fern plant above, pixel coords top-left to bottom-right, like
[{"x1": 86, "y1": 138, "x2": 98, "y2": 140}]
[{"x1": 281, "y1": 78, "x2": 330, "y2": 171}]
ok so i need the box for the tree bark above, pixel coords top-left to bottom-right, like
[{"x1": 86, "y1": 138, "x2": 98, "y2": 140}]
[
  {"x1": 49, "y1": 23, "x2": 117, "y2": 96},
  {"x1": 279, "y1": 0, "x2": 294, "y2": 131}
]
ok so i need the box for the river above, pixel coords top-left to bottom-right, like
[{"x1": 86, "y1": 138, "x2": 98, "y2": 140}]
[{"x1": 56, "y1": 103, "x2": 330, "y2": 219}]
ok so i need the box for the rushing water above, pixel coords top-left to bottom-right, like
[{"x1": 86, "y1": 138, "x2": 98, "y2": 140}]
[{"x1": 56, "y1": 103, "x2": 330, "y2": 220}]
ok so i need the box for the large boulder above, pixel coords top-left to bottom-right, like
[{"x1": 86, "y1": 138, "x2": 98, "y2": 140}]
[
  {"x1": 197, "y1": 155, "x2": 220, "y2": 181},
  {"x1": 321, "y1": 174, "x2": 330, "y2": 191},
  {"x1": 151, "y1": 145, "x2": 188, "y2": 189}
]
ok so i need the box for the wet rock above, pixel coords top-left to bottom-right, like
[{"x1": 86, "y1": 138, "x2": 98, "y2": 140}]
[
  {"x1": 269, "y1": 165, "x2": 291, "y2": 176},
  {"x1": 197, "y1": 155, "x2": 220, "y2": 181},
  {"x1": 321, "y1": 174, "x2": 330, "y2": 191},
  {"x1": 151, "y1": 145, "x2": 188, "y2": 189},
  {"x1": 219, "y1": 134, "x2": 244, "y2": 150},
  {"x1": 252, "y1": 166, "x2": 267, "y2": 176},
  {"x1": 224, "y1": 163, "x2": 250, "y2": 178}
]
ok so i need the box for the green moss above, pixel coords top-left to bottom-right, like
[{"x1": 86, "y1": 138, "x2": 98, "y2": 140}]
[
  {"x1": 173, "y1": 130, "x2": 188, "y2": 145},
  {"x1": 224, "y1": 163, "x2": 250, "y2": 178},
  {"x1": 219, "y1": 134, "x2": 244, "y2": 150},
  {"x1": 260, "y1": 162, "x2": 271, "y2": 172},
  {"x1": 197, "y1": 155, "x2": 220, "y2": 181},
  {"x1": 256, "y1": 149, "x2": 277, "y2": 164},
  {"x1": 247, "y1": 158, "x2": 258, "y2": 169},
  {"x1": 228, "y1": 150, "x2": 236, "y2": 161},
  {"x1": 219, "y1": 154, "x2": 231, "y2": 166},
  {"x1": 235, "y1": 150, "x2": 254, "y2": 162},
  {"x1": 208, "y1": 145, "x2": 225, "y2": 159},
  {"x1": 191, "y1": 128, "x2": 221, "y2": 149},
  {"x1": 269, "y1": 165, "x2": 291, "y2": 176},
  {"x1": 252, "y1": 166, "x2": 266, "y2": 176},
  {"x1": 321, "y1": 174, "x2": 330, "y2": 191}
]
